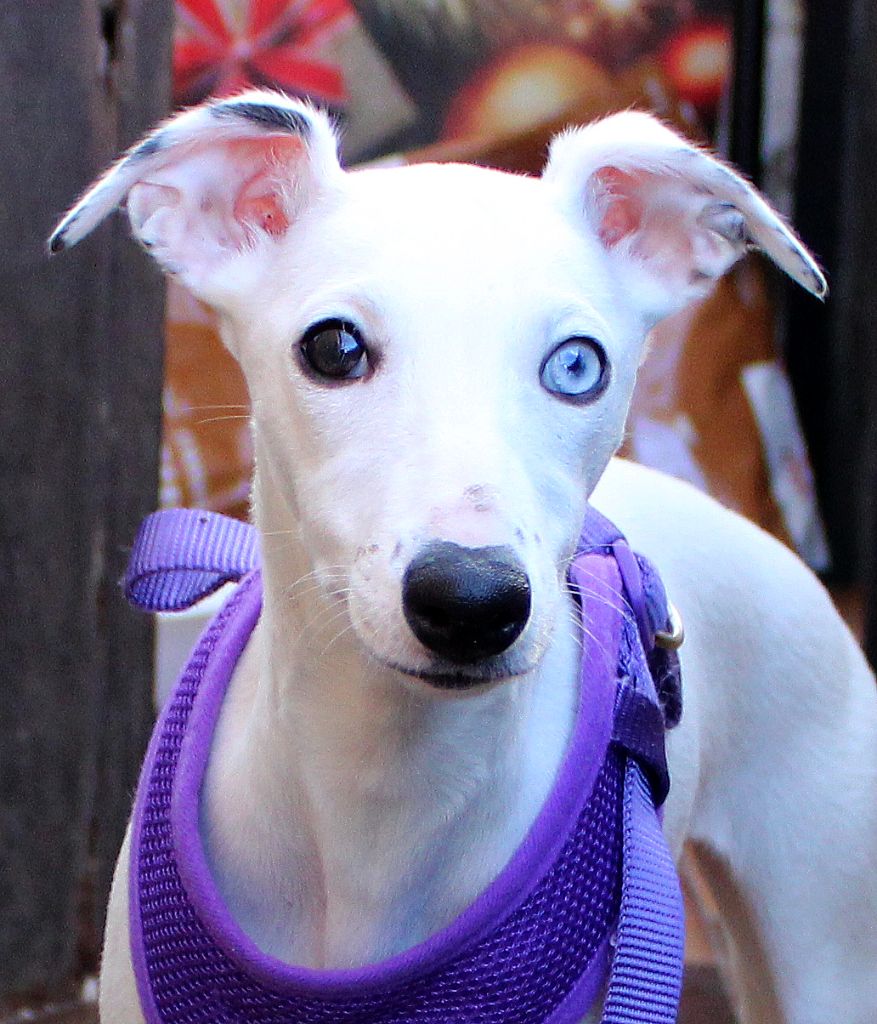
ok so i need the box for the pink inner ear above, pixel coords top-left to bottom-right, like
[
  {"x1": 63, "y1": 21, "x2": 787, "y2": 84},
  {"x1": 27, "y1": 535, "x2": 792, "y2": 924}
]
[
  {"x1": 592, "y1": 167, "x2": 644, "y2": 248},
  {"x1": 229, "y1": 136, "x2": 304, "y2": 239},
  {"x1": 235, "y1": 170, "x2": 290, "y2": 238}
]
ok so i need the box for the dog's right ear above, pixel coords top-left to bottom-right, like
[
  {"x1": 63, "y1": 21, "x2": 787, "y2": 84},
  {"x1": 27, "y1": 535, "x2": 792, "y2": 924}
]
[{"x1": 49, "y1": 90, "x2": 342, "y2": 303}]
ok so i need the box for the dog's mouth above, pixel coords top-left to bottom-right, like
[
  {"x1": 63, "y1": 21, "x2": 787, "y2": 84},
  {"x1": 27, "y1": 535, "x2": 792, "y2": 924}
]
[{"x1": 381, "y1": 655, "x2": 534, "y2": 692}]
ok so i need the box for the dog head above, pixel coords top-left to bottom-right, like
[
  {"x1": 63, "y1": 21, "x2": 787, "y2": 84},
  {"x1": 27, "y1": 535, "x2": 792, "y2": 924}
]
[{"x1": 52, "y1": 91, "x2": 824, "y2": 690}]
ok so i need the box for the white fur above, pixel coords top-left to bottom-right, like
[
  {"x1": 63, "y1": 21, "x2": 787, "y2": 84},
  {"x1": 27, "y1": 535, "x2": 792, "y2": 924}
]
[{"x1": 54, "y1": 93, "x2": 876, "y2": 1024}]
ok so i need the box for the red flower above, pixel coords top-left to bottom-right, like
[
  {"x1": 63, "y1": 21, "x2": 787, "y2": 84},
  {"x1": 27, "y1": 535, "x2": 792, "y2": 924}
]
[{"x1": 173, "y1": 0, "x2": 351, "y2": 107}]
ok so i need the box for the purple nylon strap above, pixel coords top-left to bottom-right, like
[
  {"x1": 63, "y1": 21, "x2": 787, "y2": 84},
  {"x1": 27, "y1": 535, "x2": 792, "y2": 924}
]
[
  {"x1": 569, "y1": 535, "x2": 685, "y2": 1023},
  {"x1": 126, "y1": 507, "x2": 684, "y2": 1023},
  {"x1": 125, "y1": 509, "x2": 259, "y2": 611},
  {"x1": 602, "y1": 760, "x2": 685, "y2": 1024},
  {"x1": 578, "y1": 508, "x2": 683, "y2": 731},
  {"x1": 577, "y1": 506, "x2": 666, "y2": 653},
  {"x1": 613, "y1": 687, "x2": 670, "y2": 806}
]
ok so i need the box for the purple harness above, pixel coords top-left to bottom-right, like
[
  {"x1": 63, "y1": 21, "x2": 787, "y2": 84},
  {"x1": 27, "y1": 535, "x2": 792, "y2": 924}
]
[{"x1": 124, "y1": 507, "x2": 684, "y2": 1024}]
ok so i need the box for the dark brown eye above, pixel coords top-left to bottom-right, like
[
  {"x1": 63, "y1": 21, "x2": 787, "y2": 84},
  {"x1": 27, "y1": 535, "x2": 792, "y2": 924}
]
[{"x1": 299, "y1": 319, "x2": 368, "y2": 380}]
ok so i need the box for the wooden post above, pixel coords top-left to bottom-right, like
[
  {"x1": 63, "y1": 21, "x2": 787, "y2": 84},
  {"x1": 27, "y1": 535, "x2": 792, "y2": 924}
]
[{"x1": 0, "y1": 0, "x2": 172, "y2": 1002}]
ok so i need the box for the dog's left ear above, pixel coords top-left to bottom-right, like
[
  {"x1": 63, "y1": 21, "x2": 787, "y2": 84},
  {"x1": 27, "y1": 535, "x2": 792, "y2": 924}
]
[
  {"x1": 49, "y1": 90, "x2": 342, "y2": 303},
  {"x1": 543, "y1": 111, "x2": 826, "y2": 325}
]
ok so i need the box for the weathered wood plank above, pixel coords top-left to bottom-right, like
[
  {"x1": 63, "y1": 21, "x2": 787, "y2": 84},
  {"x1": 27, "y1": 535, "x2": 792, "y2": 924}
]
[
  {"x1": 86, "y1": 0, "x2": 175, "y2": 958},
  {"x1": 0, "y1": 0, "x2": 171, "y2": 1000}
]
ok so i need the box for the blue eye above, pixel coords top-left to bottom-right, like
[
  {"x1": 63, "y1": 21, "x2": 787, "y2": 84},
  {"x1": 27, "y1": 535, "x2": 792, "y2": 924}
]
[{"x1": 540, "y1": 338, "x2": 608, "y2": 401}]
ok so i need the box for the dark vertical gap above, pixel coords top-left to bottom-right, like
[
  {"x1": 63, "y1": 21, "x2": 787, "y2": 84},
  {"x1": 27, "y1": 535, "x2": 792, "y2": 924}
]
[
  {"x1": 830, "y1": 0, "x2": 877, "y2": 661},
  {"x1": 100, "y1": 3, "x2": 119, "y2": 63},
  {"x1": 785, "y1": 0, "x2": 855, "y2": 582},
  {"x1": 729, "y1": 0, "x2": 765, "y2": 184}
]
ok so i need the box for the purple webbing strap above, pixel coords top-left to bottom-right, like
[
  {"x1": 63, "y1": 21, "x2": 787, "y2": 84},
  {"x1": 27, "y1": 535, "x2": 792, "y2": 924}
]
[
  {"x1": 578, "y1": 506, "x2": 658, "y2": 652},
  {"x1": 578, "y1": 506, "x2": 683, "y2": 730},
  {"x1": 578, "y1": 508, "x2": 685, "y2": 1022},
  {"x1": 569, "y1": 542, "x2": 683, "y2": 1024},
  {"x1": 125, "y1": 509, "x2": 259, "y2": 612},
  {"x1": 613, "y1": 686, "x2": 670, "y2": 806},
  {"x1": 601, "y1": 759, "x2": 685, "y2": 1024}
]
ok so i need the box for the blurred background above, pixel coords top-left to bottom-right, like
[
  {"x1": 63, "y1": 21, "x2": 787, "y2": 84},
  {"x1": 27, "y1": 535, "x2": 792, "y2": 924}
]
[{"x1": 2, "y1": 0, "x2": 876, "y2": 1020}]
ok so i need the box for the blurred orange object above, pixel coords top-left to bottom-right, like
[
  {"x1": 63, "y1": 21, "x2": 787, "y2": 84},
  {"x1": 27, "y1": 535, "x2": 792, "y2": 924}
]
[
  {"x1": 443, "y1": 44, "x2": 616, "y2": 141},
  {"x1": 659, "y1": 21, "x2": 731, "y2": 110},
  {"x1": 161, "y1": 283, "x2": 252, "y2": 520}
]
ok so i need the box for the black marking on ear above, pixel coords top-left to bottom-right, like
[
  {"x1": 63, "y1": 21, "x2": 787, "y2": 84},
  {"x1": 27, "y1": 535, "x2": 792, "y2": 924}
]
[
  {"x1": 715, "y1": 165, "x2": 748, "y2": 194},
  {"x1": 211, "y1": 101, "x2": 311, "y2": 136},
  {"x1": 48, "y1": 209, "x2": 80, "y2": 254},
  {"x1": 48, "y1": 228, "x2": 67, "y2": 254},
  {"x1": 131, "y1": 133, "x2": 165, "y2": 160}
]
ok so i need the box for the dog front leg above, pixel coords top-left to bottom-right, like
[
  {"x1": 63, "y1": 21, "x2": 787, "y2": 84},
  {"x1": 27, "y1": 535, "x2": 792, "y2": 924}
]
[{"x1": 99, "y1": 825, "x2": 145, "y2": 1024}]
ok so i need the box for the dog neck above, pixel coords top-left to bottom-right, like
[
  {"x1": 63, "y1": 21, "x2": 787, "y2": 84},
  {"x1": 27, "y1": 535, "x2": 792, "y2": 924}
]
[{"x1": 200, "y1": 456, "x2": 580, "y2": 969}]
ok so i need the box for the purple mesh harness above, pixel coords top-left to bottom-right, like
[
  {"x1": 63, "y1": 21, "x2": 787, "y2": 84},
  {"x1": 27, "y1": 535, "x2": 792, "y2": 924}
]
[{"x1": 124, "y1": 507, "x2": 684, "y2": 1024}]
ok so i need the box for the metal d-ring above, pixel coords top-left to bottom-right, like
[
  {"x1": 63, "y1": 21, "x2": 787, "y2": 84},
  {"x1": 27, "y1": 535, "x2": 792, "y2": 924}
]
[{"x1": 655, "y1": 601, "x2": 684, "y2": 650}]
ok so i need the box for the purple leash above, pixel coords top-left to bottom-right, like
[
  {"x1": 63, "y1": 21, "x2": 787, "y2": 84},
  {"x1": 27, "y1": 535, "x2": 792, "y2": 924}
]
[{"x1": 126, "y1": 507, "x2": 684, "y2": 1023}]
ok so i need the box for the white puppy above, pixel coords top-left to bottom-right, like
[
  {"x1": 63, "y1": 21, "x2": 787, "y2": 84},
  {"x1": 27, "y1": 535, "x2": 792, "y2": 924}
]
[{"x1": 52, "y1": 92, "x2": 877, "y2": 1024}]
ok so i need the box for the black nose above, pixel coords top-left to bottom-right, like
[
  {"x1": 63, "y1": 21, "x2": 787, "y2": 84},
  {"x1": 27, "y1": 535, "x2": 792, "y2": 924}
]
[{"x1": 402, "y1": 542, "x2": 531, "y2": 663}]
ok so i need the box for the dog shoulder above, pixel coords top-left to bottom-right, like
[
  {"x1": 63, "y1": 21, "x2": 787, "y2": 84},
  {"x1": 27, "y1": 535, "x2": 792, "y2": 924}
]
[
  {"x1": 592, "y1": 456, "x2": 836, "y2": 631},
  {"x1": 99, "y1": 822, "x2": 145, "y2": 1024},
  {"x1": 594, "y1": 457, "x2": 871, "y2": 755}
]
